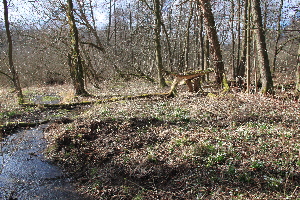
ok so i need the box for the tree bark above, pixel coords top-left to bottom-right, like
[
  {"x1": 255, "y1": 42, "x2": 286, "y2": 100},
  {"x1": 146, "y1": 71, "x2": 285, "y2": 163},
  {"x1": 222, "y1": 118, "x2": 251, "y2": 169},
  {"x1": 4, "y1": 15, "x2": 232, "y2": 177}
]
[
  {"x1": 252, "y1": 0, "x2": 273, "y2": 94},
  {"x1": 67, "y1": 0, "x2": 89, "y2": 96},
  {"x1": 295, "y1": 42, "x2": 300, "y2": 93},
  {"x1": 230, "y1": 0, "x2": 236, "y2": 79},
  {"x1": 3, "y1": 0, "x2": 24, "y2": 103},
  {"x1": 153, "y1": 0, "x2": 167, "y2": 87},
  {"x1": 235, "y1": 0, "x2": 241, "y2": 78},
  {"x1": 272, "y1": 0, "x2": 283, "y2": 73},
  {"x1": 184, "y1": 2, "x2": 194, "y2": 70},
  {"x1": 246, "y1": 0, "x2": 251, "y2": 93},
  {"x1": 236, "y1": 0, "x2": 248, "y2": 83},
  {"x1": 197, "y1": 0, "x2": 225, "y2": 86}
]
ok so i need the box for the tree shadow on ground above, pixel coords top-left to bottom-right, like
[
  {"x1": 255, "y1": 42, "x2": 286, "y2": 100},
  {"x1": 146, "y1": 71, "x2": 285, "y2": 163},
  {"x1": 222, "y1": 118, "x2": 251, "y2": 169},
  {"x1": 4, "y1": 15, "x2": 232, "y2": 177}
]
[{"x1": 46, "y1": 117, "x2": 300, "y2": 199}]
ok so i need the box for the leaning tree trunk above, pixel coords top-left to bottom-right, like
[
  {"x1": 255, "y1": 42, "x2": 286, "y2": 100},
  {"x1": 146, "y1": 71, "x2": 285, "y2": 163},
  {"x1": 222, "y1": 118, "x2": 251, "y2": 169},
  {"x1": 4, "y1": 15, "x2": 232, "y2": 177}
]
[
  {"x1": 252, "y1": 0, "x2": 273, "y2": 94},
  {"x1": 154, "y1": 0, "x2": 167, "y2": 87},
  {"x1": 3, "y1": 0, "x2": 24, "y2": 103},
  {"x1": 67, "y1": 0, "x2": 89, "y2": 96},
  {"x1": 197, "y1": 0, "x2": 225, "y2": 86}
]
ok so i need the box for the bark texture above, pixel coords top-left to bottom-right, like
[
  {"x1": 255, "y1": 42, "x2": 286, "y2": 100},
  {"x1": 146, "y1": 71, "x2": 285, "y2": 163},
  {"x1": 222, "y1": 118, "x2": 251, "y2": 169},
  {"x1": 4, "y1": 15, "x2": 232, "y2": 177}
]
[
  {"x1": 296, "y1": 42, "x2": 300, "y2": 93},
  {"x1": 67, "y1": 0, "x2": 89, "y2": 96},
  {"x1": 154, "y1": 0, "x2": 167, "y2": 87},
  {"x1": 3, "y1": 0, "x2": 24, "y2": 103},
  {"x1": 197, "y1": 0, "x2": 225, "y2": 86},
  {"x1": 252, "y1": 0, "x2": 273, "y2": 94}
]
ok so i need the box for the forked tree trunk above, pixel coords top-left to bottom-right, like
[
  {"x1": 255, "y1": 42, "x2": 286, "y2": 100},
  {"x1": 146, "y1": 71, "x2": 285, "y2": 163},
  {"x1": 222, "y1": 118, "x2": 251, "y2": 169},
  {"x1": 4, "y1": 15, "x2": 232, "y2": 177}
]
[
  {"x1": 67, "y1": 0, "x2": 89, "y2": 96},
  {"x1": 3, "y1": 0, "x2": 24, "y2": 103},
  {"x1": 252, "y1": 0, "x2": 273, "y2": 94},
  {"x1": 197, "y1": 0, "x2": 225, "y2": 86}
]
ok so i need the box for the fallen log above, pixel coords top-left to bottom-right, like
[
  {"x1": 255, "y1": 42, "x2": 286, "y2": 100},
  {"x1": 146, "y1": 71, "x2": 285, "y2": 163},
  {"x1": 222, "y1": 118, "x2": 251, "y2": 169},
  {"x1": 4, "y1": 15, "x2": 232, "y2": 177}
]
[
  {"x1": 167, "y1": 69, "x2": 214, "y2": 97},
  {"x1": 19, "y1": 93, "x2": 170, "y2": 109}
]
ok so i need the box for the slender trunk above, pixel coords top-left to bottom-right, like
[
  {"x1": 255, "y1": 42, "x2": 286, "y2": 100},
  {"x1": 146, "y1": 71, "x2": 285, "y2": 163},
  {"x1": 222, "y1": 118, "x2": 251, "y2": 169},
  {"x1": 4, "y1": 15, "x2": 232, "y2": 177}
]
[
  {"x1": 199, "y1": 11, "x2": 205, "y2": 81},
  {"x1": 184, "y1": 2, "x2": 194, "y2": 70},
  {"x1": 67, "y1": 0, "x2": 88, "y2": 96},
  {"x1": 205, "y1": 35, "x2": 210, "y2": 81},
  {"x1": 295, "y1": 42, "x2": 300, "y2": 93},
  {"x1": 230, "y1": 0, "x2": 236, "y2": 79},
  {"x1": 107, "y1": 0, "x2": 112, "y2": 44},
  {"x1": 246, "y1": 0, "x2": 251, "y2": 93},
  {"x1": 161, "y1": 15, "x2": 173, "y2": 70},
  {"x1": 197, "y1": 0, "x2": 225, "y2": 86},
  {"x1": 3, "y1": 0, "x2": 23, "y2": 103},
  {"x1": 272, "y1": 0, "x2": 283, "y2": 73},
  {"x1": 153, "y1": 0, "x2": 167, "y2": 87},
  {"x1": 236, "y1": 0, "x2": 241, "y2": 78},
  {"x1": 252, "y1": 0, "x2": 273, "y2": 94},
  {"x1": 236, "y1": 0, "x2": 248, "y2": 81}
]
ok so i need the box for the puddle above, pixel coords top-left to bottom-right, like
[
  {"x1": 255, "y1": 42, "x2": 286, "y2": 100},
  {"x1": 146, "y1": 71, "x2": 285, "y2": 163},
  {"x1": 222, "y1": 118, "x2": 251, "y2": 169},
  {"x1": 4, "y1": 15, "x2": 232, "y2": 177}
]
[
  {"x1": 0, "y1": 125, "x2": 91, "y2": 200},
  {"x1": 31, "y1": 94, "x2": 61, "y2": 105}
]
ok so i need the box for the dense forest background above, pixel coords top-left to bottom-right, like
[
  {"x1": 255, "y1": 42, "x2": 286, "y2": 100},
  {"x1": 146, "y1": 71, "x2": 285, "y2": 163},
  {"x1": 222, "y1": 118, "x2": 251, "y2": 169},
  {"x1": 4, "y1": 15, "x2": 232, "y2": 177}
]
[{"x1": 0, "y1": 0, "x2": 299, "y2": 93}]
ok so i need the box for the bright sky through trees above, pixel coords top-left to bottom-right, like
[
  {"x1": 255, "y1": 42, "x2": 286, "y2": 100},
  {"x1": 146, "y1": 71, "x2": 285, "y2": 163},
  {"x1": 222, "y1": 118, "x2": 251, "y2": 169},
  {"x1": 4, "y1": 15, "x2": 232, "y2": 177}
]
[
  {"x1": 0, "y1": 0, "x2": 298, "y2": 29},
  {"x1": 0, "y1": 0, "x2": 107, "y2": 28}
]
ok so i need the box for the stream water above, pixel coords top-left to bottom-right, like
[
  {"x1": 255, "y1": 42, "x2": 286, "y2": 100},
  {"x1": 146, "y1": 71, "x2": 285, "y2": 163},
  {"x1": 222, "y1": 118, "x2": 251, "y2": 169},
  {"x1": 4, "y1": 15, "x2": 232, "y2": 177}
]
[{"x1": 0, "y1": 124, "x2": 91, "y2": 200}]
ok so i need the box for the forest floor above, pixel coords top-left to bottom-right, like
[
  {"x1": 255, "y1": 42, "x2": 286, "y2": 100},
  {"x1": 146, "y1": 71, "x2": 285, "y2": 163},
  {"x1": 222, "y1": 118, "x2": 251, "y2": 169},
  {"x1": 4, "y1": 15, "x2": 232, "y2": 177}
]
[{"x1": 1, "y1": 80, "x2": 300, "y2": 199}]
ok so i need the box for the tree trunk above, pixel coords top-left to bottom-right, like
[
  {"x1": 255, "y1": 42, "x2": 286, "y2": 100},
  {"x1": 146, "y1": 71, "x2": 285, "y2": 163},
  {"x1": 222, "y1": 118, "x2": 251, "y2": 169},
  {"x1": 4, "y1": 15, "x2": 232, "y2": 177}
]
[
  {"x1": 246, "y1": 0, "x2": 251, "y2": 93},
  {"x1": 204, "y1": 35, "x2": 210, "y2": 81},
  {"x1": 272, "y1": 0, "x2": 284, "y2": 73},
  {"x1": 67, "y1": 0, "x2": 89, "y2": 96},
  {"x1": 199, "y1": 10, "x2": 205, "y2": 81},
  {"x1": 197, "y1": 0, "x2": 225, "y2": 86},
  {"x1": 236, "y1": 0, "x2": 248, "y2": 83},
  {"x1": 230, "y1": 0, "x2": 236, "y2": 79},
  {"x1": 252, "y1": 0, "x2": 273, "y2": 94},
  {"x1": 184, "y1": 2, "x2": 194, "y2": 70},
  {"x1": 235, "y1": 0, "x2": 241, "y2": 78},
  {"x1": 3, "y1": 0, "x2": 24, "y2": 103},
  {"x1": 153, "y1": 0, "x2": 167, "y2": 87},
  {"x1": 295, "y1": 42, "x2": 300, "y2": 93}
]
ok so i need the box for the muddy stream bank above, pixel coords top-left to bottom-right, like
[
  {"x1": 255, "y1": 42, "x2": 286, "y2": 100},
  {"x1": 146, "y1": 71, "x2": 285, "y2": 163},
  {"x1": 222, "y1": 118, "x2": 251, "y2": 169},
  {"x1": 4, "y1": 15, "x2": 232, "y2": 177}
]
[
  {"x1": 0, "y1": 124, "x2": 92, "y2": 200},
  {"x1": 0, "y1": 95, "x2": 92, "y2": 200}
]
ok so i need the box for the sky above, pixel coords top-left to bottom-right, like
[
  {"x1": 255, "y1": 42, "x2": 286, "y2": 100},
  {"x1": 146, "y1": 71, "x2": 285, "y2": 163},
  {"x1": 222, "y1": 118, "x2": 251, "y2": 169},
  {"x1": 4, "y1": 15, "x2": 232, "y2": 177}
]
[
  {"x1": 0, "y1": 0, "x2": 108, "y2": 28},
  {"x1": 0, "y1": 0, "x2": 299, "y2": 29}
]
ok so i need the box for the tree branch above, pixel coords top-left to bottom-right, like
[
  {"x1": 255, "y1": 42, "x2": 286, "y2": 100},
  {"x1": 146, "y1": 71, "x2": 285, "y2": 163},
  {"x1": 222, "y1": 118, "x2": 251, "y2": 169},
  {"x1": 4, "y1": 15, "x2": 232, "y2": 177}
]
[{"x1": 0, "y1": 70, "x2": 13, "y2": 81}]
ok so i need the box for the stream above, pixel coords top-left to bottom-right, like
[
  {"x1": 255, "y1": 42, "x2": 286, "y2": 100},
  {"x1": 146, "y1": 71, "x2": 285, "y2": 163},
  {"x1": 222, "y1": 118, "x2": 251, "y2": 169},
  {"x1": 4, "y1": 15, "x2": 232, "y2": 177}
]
[
  {"x1": 0, "y1": 94, "x2": 92, "y2": 200},
  {"x1": 0, "y1": 124, "x2": 92, "y2": 200}
]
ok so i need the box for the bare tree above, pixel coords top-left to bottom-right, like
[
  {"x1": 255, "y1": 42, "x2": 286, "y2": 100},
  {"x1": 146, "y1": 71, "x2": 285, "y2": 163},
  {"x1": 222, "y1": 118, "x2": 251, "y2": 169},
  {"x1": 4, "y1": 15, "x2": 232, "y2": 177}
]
[
  {"x1": 3, "y1": 0, "x2": 24, "y2": 103},
  {"x1": 67, "y1": 0, "x2": 89, "y2": 96},
  {"x1": 153, "y1": 0, "x2": 167, "y2": 87},
  {"x1": 296, "y1": 41, "x2": 300, "y2": 93},
  {"x1": 236, "y1": 0, "x2": 249, "y2": 86},
  {"x1": 271, "y1": 0, "x2": 284, "y2": 73},
  {"x1": 197, "y1": 0, "x2": 225, "y2": 86},
  {"x1": 252, "y1": 0, "x2": 273, "y2": 94}
]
